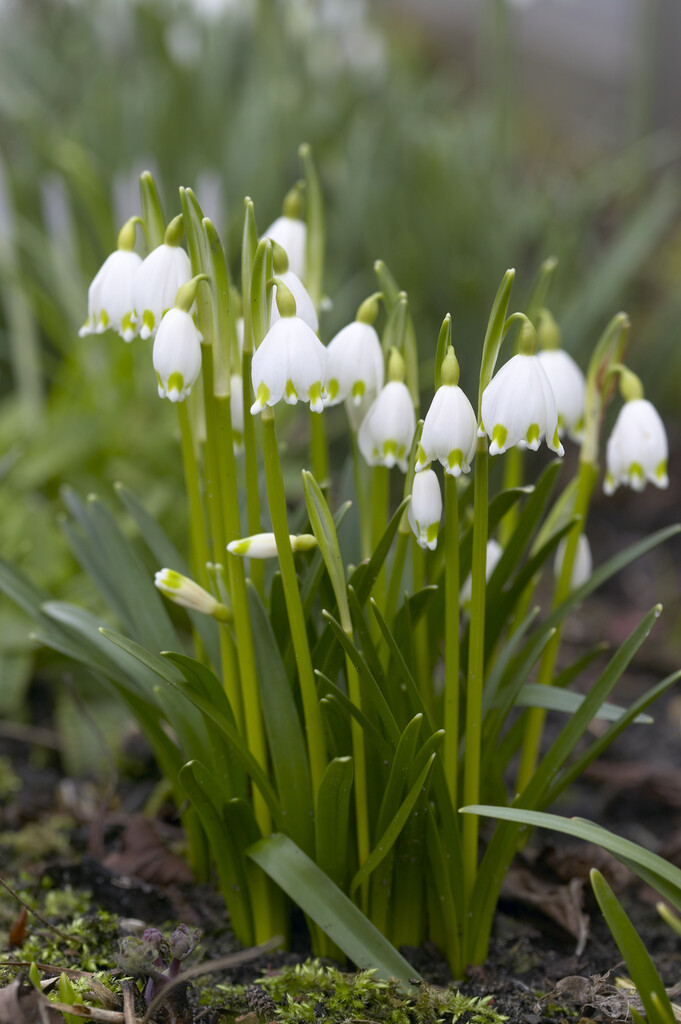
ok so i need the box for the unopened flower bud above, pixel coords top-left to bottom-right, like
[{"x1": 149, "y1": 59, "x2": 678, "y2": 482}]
[
  {"x1": 408, "y1": 469, "x2": 442, "y2": 550},
  {"x1": 154, "y1": 569, "x2": 231, "y2": 621},
  {"x1": 227, "y1": 533, "x2": 318, "y2": 559}
]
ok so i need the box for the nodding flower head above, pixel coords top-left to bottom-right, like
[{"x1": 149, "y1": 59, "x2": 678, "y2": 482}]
[
  {"x1": 537, "y1": 348, "x2": 586, "y2": 442},
  {"x1": 152, "y1": 307, "x2": 202, "y2": 402},
  {"x1": 416, "y1": 367, "x2": 477, "y2": 478},
  {"x1": 604, "y1": 398, "x2": 668, "y2": 495},
  {"x1": 408, "y1": 468, "x2": 442, "y2": 550},
  {"x1": 250, "y1": 312, "x2": 327, "y2": 415},
  {"x1": 80, "y1": 221, "x2": 142, "y2": 341},
  {"x1": 357, "y1": 380, "x2": 416, "y2": 472},
  {"x1": 131, "y1": 230, "x2": 192, "y2": 340},
  {"x1": 324, "y1": 320, "x2": 384, "y2": 408},
  {"x1": 480, "y1": 353, "x2": 564, "y2": 457}
]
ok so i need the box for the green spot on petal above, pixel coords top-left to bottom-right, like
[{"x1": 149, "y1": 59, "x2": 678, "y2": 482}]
[
  {"x1": 447, "y1": 449, "x2": 463, "y2": 471},
  {"x1": 492, "y1": 424, "x2": 507, "y2": 450},
  {"x1": 308, "y1": 381, "x2": 323, "y2": 406},
  {"x1": 416, "y1": 443, "x2": 429, "y2": 468},
  {"x1": 383, "y1": 440, "x2": 397, "y2": 459},
  {"x1": 167, "y1": 371, "x2": 185, "y2": 397},
  {"x1": 285, "y1": 379, "x2": 298, "y2": 401},
  {"x1": 121, "y1": 312, "x2": 135, "y2": 336},
  {"x1": 656, "y1": 460, "x2": 668, "y2": 481},
  {"x1": 256, "y1": 381, "x2": 270, "y2": 406},
  {"x1": 326, "y1": 378, "x2": 339, "y2": 401},
  {"x1": 99, "y1": 310, "x2": 110, "y2": 329},
  {"x1": 351, "y1": 380, "x2": 365, "y2": 400},
  {"x1": 426, "y1": 522, "x2": 439, "y2": 544},
  {"x1": 142, "y1": 309, "x2": 155, "y2": 332},
  {"x1": 526, "y1": 423, "x2": 540, "y2": 446}
]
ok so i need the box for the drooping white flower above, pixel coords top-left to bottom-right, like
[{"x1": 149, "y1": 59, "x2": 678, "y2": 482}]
[
  {"x1": 131, "y1": 240, "x2": 192, "y2": 340},
  {"x1": 357, "y1": 380, "x2": 416, "y2": 472},
  {"x1": 417, "y1": 384, "x2": 478, "y2": 476},
  {"x1": 553, "y1": 533, "x2": 592, "y2": 592},
  {"x1": 230, "y1": 373, "x2": 244, "y2": 452},
  {"x1": 480, "y1": 353, "x2": 564, "y2": 457},
  {"x1": 250, "y1": 314, "x2": 327, "y2": 414},
  {"x1": 154, "y1": 568, "x2": 230, "y2": 620},
  {"x1": 153, "y1": 307, "x2": 202, "y2": 402},
  {"x1": 537, "y1": 349, "x2": 586, "y2": 441},
  {"x1": 269, "y1": 269, "x2": 318, "y2": 333},
  {"x1": 80, "y1": 220, "x2": 142, "y2": 340},
  {"x1": 227, "y1": 533, "x2": 318, "y2": 558},
  {"x1": 460, "y1": 539, "x2": 503, "y2": 608},
  {"x1": 604, "y1": 398, "x2": 668, "y2": 495},
  {"x1": 324, "y1": 320, "x2": 384, "y2": 407},
  {"x1": 408, "y1": 469, "x2": 442, "y2": 550},
  {"x1": 263, "y1": 215, "x2": 307, "y2": 280}
]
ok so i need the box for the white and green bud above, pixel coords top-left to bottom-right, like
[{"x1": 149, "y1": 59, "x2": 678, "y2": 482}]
[
  {"x1": 480, "y1": 353, "x2": 564, "y2": 457},
  {"x1": 227, "y1": 533, "x2": 318, "y2": 559},
  {"x1": 250, "y1": 311, "x2": 327, "y2": 415},
  {"x1": 553, "y1": 533, "x2": 592, "y2": 592},
  {"x1": 417, "y1": 348, "x2": 477, "y2": 477},
  {"x1": 408, "y1": 468, "x2": 442, "y2": 551},
  {"x1": 130, "y1": 220, "x2": 192, "y2": 340},
  {"x1": 79, "y1": 217, "x2": 142, "y2": 341},
  {"x1": 357, "y1": 378, "x2": 416, "y2": 472},
  {"x1": 154, "y1": 569, "x2": 231, "y2": 621},
  {"x1": 604, "y1": 395, "x2": 668, "y2": 495}
]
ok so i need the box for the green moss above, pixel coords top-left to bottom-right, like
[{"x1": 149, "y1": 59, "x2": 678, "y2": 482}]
[{"x1": 0, "y1": 815, "x2": 74, "y2": 860}]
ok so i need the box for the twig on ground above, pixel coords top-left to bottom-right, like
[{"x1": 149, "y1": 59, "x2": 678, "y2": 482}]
[
  {"x1": 0, "y1": 877, "x2": 81, "y2": 948},
  {"x1": 121, "y1": 979, "x2": 136, "y2": 1024}
]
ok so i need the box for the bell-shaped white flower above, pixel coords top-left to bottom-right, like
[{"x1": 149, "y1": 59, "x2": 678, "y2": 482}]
[
  {"x1": 263, "y1": 215, "x2": 307, "y2": 280},
  {"x1": 480, "y1": 353, "x2": 564, "y2": 457},
  {"x1": 130, "y1": 216, "x2": 193, "y2": 339},
  {"x1": 408, "y1": 469, "x2": 442, "y2": 550},
  {"x1": 152, "y1": 277, "x2": 206, "y2": 403},
  {"x1": 604, "y1": 398, "x2": 668, "y2": 495},
  {"x1": 269, "y1": 270, "x2": 318, "y2": 333},
  {"x1": 358, "y1": 380, "x2": 416, "y2": 472},
  {"x1": 227, "y1": 532, "x2": 318, "y2": 558},
  {"x1": 553, "y1": 533, "x2": 592, "y2": 592},
  {"x1": 537, "y1": 349, "x2": 586, "y2": 441},
  {"x1": 230, "y1": 373, "x2": 244, "y2": 452},
  {"x1": 325, "y1": 319, "x2": 384, "y2": 407},
  {"x1": 460, "y1": 539, "x2": 503, "y2": 608},
  {"x1": 154, "y1": 568, "x2": 230, "y2": 621},
  {"x1": 80, "y1": 218, "x2": 142, "y2": 341},
  {"x1": 416, "y1": 347, "x2": 477, "y2": 476},
  {"x1": 250, "y1": 281, "x2": 327, "y2": 414}
]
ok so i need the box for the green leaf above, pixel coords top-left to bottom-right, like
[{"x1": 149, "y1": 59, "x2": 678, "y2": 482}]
[
  {"x1": 315, "y1": 670, "x2": 393, "y2": 762},
  {"x1": 179, "y1": 761, "x2": 254, "y2": 945},
  {"x1": 434, "y1": 314, "x2": 451, "y2": 391},
  {"x1": 477, "y1": 268, "x2": 515, "y2": 415},
  {"x1": 303, "y1": 470, "x2": 351, "y2": 632},
  {"x1": 247, "y1": 833, "x2": 419, "y2": 985},
  {"x1": 246, "y1": 582, "x2": 314, "y2": 855},
  {"x1": 515, "y1": 684, "x2": 652, "y2": 724},
  {"x1": 315, "y1": 757, "x2": 353, "y2": 889},
  {"x1": 375, "y1": 714, "x2": 423, "y2": 837},
  {"x1": 139, "y1": 170, "x2": 165, "y2": 248},
  {"x1": 299, "y1": 143, "x2": 324, "y2": 310},
  {"x1": 590, "y1": 869, "x2": 676, "y2": 1024}
]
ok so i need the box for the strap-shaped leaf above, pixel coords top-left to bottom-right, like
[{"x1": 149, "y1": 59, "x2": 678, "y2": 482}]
[
  {"x1": 315, "y1": 757, "x2": 353, "y2": 890},
  {"x1": 515, "y1": 683, "x2": 652, "y2": 724},
  {"x1": 477, "y1": 268, "x2": 515, "y2": 415},
  {"x1": 315, "y1": 670, "x2": 392, "y2": 762},
  {"x1": 303, "y1": 471, "x2": 350, "y2": 632},
  {"x1": 591, "y1": 868, "x2": 676, "y2": 1024},
  {"x1": 375, "y1": 714, "x2": 423, "y2": 837},
  {"x1": 248, "y1": 833, "x2": 419, "y2": 985}
]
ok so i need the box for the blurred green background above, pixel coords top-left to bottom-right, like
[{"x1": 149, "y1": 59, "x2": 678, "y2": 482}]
[{"x1": 0, "y1": 0, "x2": 679, "y2": 763}]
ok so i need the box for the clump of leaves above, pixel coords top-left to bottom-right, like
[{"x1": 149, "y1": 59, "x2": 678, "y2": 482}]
[{"x1": 207, "y1": 961, "x2": 505, "y2": 1024}]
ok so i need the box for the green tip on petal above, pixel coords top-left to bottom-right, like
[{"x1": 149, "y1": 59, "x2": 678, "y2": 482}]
[
  {"x1": 230, "y1": 539, "x2": 250, "y2": 555},
  {"x1": 383, "y1": 439, "x2": 397, "y2": 460},
  {"x1": 167, "y1": 371, "x2": 185, "y2": 398},
  {"x1": 308, "y1": 381, "x2": 323, "y2": 410},
  {"x1": 447, "y1": 449, "x2": 463, "y2": 473},
  {"x1": 440, "y1": 345, "x2": 460, "y2": 387},
  {"x1": 416, "y1": 443, "x2": 429, "y2": 469},
  {"x1": 164, "y1": 214, "x2": 184, "y2": 247},
  {"x1": 351, "y1": 380, "x2": 365, "y2": 402},
  {"x1": 160, "y1": 570, "x2": 182, "y2": 590},
  {"x1": 491, "y1": 424, "x2": 508, "y2": 454},
  {"x1": 285, "y1": 379, "x2": 298, "y2": 401},
  {"x1": 142, "y1": 309, "x2": 155, "y2": 334},
  {"x1": 426, "y1": 522, "x2": 439, "y2": 546},
  {"x1": 326, "y1": 378, "x2": 339, "y2": 402}
]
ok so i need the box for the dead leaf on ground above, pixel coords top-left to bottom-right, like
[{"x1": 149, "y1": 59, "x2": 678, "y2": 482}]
[
  {"x1": 585, "y1": 762, "x2": 681, "y2": 809},
  {"x1": 502, "y1": 865, "x2": 590, "y2": 955},
  {"x1": 8, "y1": 906, "x2": 28, "y2": 948},
  {"x1": 536, "y1": 971, "x2": 636, "y2": 1023},
  {"x1": 0, "y1": 977, "x2": 64, "y2": 1023},
  {"x1": 538, "y1": 843, "x2": 633, "y2": 891},
  {"x1": 104, "y1": 815, "x2": 193, "y2": 887}
]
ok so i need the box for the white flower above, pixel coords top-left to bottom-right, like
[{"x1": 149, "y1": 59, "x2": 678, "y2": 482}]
[
  {"x1": 416, "y1": 384, "x2": 478, "y2": 477},
  {"x1": 79, "y1": 249, "x2": 142, "y2": 341},
  {"x1": 324, "y1": 321, "x2": 384, "y2": 407},
  {"x1": 408, "y1": 469, "x2": 442, "y2": 550},
  {"x1": 154, "y1": 568, "x2": 230, "y2": 620},
  {"x1": 131, "y1": 243, "x2": 192, "y2": 339},
  {"x1": 357, "y1": 381, "x2": 416, "y2": 472},
  {"x1": 553, "y1": 533, "x2": 592, "y2": 592},
  {"x1": 604, "y1": 398, "x2": 668, "y2": 495},
  {"x1": 153, "y1": 308, "x2": 203, "y2": 402},
  {"x1": 263, "y1": 215, "x2": 307, "y2": 280},
  {"x1": 227, "y1": 533, "x2": 318, "y2": 558},
  {"x1": 250, "y1": 316, "x2": 327, "y2": 414},
  {"x1": 460, "y1": 539, "x2": 503, "y2": 608},
  {"x1": 480, "y1": 353, "x2": 564, "y2": 457},
  {"x1": 269, "y1": 270, "x2": 318, "y2": 333},
  {"x1": 537, "y1": 349, "x2": 586, "y2": 441},
  {"x1": 230, "y1": 373, "x2": 244, "y2": 452}
]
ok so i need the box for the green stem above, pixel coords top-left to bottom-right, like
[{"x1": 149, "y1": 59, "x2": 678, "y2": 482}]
[
  {"x1": 411, "y1": 543, "x2": 432, "y2": 717},
  {"x1": 241, "y1": 350, "x2": 264, "y2": 598},
  {"x1": 177, "y1": 401, "x2": 210, "y2": 589},
  {"x1": 351, "y1": 431, "x2": 371, "y2": 560},
  {"x1": 346, "y1": 653, "x2": 370, "y2": 912},
  {"x1": 371, "y1": 466, "x2": 390, "y2": 611},
  {"x1": 443, "y1": 473, "x2": 460, "y2": 812},
  {"x1": 516, "y1": 460, "x2": 598, "y2": 792},
  {"x1": 262, "y1": 408, "x2": 327, "y2": 796},
  {"x1": 462, "y1": 438, "x2": 489, "y2": 918},
  {"x1": 384, "y1": 531, "x2": 409, "y2": 629},
  {"x1": 498, "y1": 446, "x2": 523, "y2": 548},
  {"x1": 310, "y1": 409, "x2": 330, "y2": 488},
  {"x1": 201, "y1": 346, "x2": 225, "y2": 559}
]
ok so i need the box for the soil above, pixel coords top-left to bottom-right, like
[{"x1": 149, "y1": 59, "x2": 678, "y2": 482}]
[{"x1": 1, "y1": 460, "x2": 680, "y2": 1023}]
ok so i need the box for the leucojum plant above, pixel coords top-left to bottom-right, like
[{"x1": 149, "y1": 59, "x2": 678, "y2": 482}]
[{"x1": 2, "y1": 146, "x2": 678, "y2": 986}]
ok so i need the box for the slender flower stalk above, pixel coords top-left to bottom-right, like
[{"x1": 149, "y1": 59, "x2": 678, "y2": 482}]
[{"x1": 443, "y1": 471, "x2": 460, "y2": 812}]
